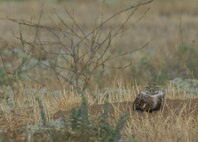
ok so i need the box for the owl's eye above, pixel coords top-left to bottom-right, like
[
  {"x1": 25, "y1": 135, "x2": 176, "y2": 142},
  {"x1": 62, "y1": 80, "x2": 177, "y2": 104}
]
[
  {"x1": 154, "y1": 86, "x2": 159, "y2": 90},
  {"x1": 154, "y1": 91, "x2": 158, "y2": 94},
  {"x1": 145, "y1": 87, "x2": 150, "y2": 91}
]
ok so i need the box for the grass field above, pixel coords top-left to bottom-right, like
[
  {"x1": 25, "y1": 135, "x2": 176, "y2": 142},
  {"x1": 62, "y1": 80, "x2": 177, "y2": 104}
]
[
  {"x1": 0, "y1": 84, "x2": 198, "y2": 141},
  {"x1": 0, "y1": 0, "x2": 198, "y2": 141}
]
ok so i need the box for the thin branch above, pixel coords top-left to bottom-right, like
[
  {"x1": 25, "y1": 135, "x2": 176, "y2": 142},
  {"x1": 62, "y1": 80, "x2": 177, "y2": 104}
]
[
  {"x1": 105, "y1": 41, "x2": 149, "y2": 62},
  {"x1": 73, "y1": 0, "x2": 153, "y2": 49},
  {"x1": 179, "y1": 16, "x2": 184, "y2": 46}
]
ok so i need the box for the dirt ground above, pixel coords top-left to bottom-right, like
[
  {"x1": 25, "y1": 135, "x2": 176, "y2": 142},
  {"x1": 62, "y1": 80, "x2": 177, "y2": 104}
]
[
  {"x1": 52, "y1": 98, "x2": 198, "y2": 120},
  {"x1": 89, "y1": 98, "x2": 198, "y2": 117}
]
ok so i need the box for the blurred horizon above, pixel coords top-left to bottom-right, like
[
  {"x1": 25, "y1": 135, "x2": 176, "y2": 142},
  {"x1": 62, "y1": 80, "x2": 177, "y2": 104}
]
[{"x1": 0, "y1": 0, "x2": 197, "y2": 86}]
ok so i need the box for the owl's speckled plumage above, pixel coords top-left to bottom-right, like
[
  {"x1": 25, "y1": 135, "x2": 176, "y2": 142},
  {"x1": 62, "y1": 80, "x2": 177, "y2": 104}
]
[{"x1": 133, "y1": 83, "x2": 165, "y2": 112}]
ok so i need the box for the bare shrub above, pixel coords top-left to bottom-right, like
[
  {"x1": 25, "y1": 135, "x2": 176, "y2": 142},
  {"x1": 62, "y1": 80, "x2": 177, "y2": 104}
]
[{"x1": 0, "y1": 0, "x2": 152, "y2": 95}]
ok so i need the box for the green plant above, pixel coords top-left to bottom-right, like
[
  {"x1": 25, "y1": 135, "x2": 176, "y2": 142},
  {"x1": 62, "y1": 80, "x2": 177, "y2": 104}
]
[
  {"x1": 129, "y1": 136, "x2": 137, "y2": 142},
  {"x1": 0, "y1": 136, "x2": 3, "y2": 142},
  {"x1": 49, "y1": 95, "x2": 128, "y2": 142}
]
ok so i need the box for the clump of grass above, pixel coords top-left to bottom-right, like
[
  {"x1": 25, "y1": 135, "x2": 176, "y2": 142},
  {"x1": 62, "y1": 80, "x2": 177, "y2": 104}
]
[{"x1": 124, "y1": 109, "x2": 198, "y2": 142}]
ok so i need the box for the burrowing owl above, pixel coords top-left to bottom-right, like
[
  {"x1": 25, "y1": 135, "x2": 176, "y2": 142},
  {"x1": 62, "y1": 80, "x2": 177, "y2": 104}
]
[{"x1": 133, "y1": 83, "x2": 165, "y2": 112}]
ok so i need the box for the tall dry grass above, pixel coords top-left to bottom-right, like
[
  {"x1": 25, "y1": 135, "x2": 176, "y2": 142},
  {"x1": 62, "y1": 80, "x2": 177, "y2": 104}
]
[{"x1": 0, "y1": 83, "x2": 198, "y2": 141}]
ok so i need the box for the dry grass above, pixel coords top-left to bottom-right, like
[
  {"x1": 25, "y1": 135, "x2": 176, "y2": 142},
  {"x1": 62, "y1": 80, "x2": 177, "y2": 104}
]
[
  {"x1": 0, "y1": 83, "x2": 198, "y2": 141},
  {"x1": 125, "y1": 112, "x2": 198, "y2": 142}
]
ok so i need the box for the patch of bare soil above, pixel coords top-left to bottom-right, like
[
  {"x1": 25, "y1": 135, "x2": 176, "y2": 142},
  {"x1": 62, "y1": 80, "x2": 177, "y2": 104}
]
[
  {"x1": 89, "y1": 98, "x2": 198, "y2": 117},
  {"x1": 52, "y1": 98, "x2": 198, "y2": 120}
]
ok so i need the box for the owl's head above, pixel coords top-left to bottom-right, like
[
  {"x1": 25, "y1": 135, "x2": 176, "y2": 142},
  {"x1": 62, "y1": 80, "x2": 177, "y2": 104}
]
[{"x1": 145, "y1": 83, "x2": 160, "y2": 95}]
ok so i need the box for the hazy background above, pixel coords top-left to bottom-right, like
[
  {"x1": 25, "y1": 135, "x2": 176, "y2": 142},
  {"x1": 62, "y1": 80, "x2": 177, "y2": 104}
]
[{"x1": 0, "y1": 0, "x2": 197, "y2": 88}]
